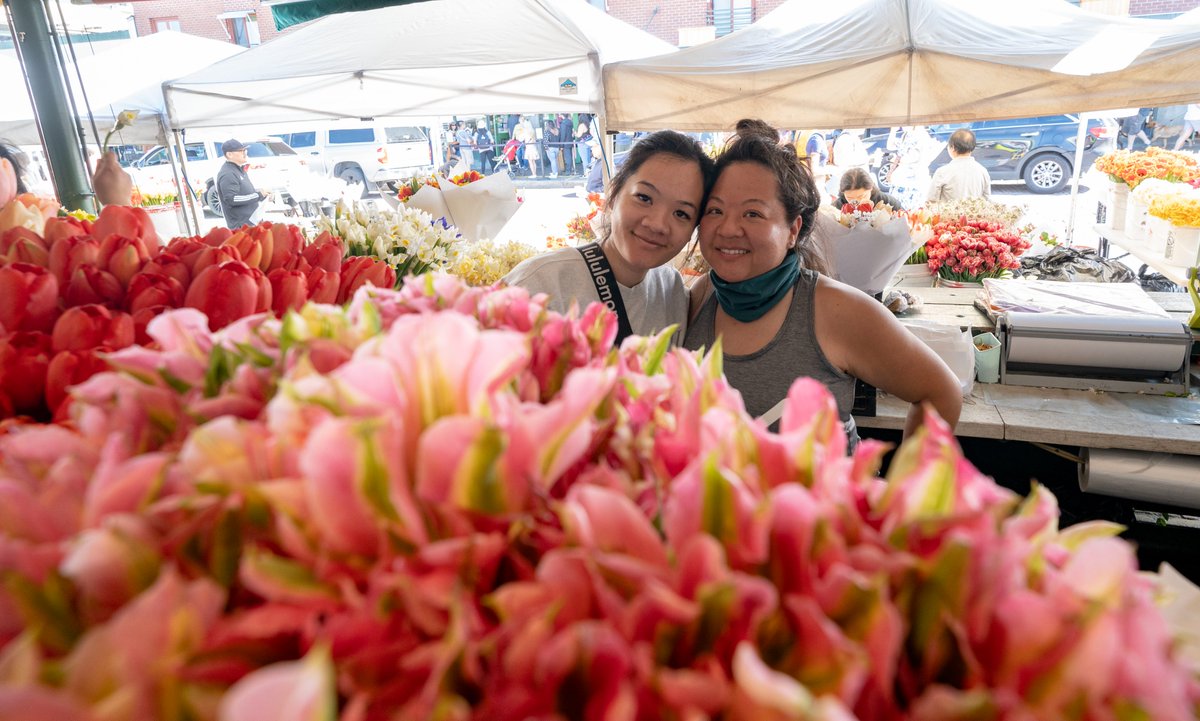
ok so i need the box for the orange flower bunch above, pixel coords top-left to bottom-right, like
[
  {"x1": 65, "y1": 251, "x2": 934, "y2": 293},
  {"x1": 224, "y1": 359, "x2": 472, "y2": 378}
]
[
  {"x1": 545, "y1": 235, "x2": 569, "y2": 249},
  {"x1": 395, "y1": 175, "x2": 439, "y2": 203},
  {"x1": 449, "y1": 170, "x2": 485, "y2": 186},
  {"x1": 1094, "y1": 147, "x2": 1200, "y2": 189}
]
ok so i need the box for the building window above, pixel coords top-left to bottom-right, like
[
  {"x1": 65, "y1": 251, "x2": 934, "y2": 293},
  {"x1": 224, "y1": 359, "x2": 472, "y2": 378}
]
[
  {"x1": 709, "y1": 0, "x2": 753, "y2": 37},
  {"x1": 221, "y1": 11, "x2": 261, "y2": 47},
  {"x1": 150, "y1": 17, "x2": 181, "y2": 33},
  {"x1": 587, "y1": 0, "x2": 606, "y2": 9}
]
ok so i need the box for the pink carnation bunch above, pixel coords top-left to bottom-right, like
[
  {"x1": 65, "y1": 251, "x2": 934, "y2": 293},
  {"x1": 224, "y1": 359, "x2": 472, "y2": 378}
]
[{"x1": 925, "y1": 218, "x2": 1031, "y2": 282}]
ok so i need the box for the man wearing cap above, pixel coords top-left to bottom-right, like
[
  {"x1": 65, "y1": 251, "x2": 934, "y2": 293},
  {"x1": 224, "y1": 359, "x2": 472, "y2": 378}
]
[{"x1": 215, "y1": 139, "x2": 268, "y2": 229}]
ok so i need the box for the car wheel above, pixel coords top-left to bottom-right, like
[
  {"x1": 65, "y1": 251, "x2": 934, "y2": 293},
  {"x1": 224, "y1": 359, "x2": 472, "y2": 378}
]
[
  {"x1": 1022, "y1": 154, "x2": 1070, "y2": 194},
  {"x1": 204, "y1": 184, "x2": 222, "y2": 216},
  {"x1": 875, "y1": 154, "x2": 896, "y2": 192},
  {"x1": 337, "y1": 166, "x2": 370, "y2": 198}
]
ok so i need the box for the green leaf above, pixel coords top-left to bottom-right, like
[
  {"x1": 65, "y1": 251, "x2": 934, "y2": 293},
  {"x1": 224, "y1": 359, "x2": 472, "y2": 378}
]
[
  {"x1": 640, "y1": 325, "x2": 677, "y2": 376},
  {"x1": 209, "y1": 509, "x2": 243, "y2": 589},
  {"x1": 700, "y1": 458, "x2": 736, "y2": 542},
  {"x1": 458, "y1": 426, "x2": 507, "y2": 514}
]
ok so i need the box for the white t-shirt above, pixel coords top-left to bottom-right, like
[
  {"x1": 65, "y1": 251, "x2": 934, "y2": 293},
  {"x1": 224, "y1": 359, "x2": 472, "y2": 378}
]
[{"x1": 503, "y1": 246, "x2": 689, "y2": 342}]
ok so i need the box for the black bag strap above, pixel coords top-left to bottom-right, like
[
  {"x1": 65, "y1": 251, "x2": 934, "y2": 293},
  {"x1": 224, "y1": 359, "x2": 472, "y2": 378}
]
[{"x1": 576, "y1": 242, "x2": 634, "y2": 345}]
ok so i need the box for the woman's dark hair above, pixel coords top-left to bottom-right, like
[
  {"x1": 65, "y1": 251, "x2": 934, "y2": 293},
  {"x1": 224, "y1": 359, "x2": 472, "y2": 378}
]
[
  {"x1": 0, "y1": 143, "x2": 29, "y2": 195},
  {"x1": 838, "y1": 167, "x2": 882, "y2": 203},
  {"x1": 716, "y1": 119, "x2": 823, "y2": 271},
  {"x1": 600, "y1": 129, "x2": 716, "y2": 243}
]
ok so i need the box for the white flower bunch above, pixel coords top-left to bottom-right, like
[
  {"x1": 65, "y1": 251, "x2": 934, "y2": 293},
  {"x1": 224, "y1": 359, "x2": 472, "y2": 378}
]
[
  {"x1": 449, "y1": 239, "x2": 539, "y2": 286},
  {"x1": 317, "y1": 200, "x2": 463, "y2": 279}
]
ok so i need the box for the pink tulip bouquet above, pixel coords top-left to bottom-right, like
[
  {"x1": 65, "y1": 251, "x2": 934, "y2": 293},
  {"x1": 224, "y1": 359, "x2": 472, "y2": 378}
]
[{"x1": 0, "y1": 274, "x2": 1197, "y2": 721}]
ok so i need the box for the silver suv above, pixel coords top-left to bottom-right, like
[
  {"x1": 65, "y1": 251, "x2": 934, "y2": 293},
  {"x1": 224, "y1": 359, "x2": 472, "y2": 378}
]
[{"x1": 274, "y1": 124, "x2": 434, "y2": 197}]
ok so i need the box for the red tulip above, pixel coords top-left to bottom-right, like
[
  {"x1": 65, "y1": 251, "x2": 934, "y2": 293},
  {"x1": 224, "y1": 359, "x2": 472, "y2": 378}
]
[
  {"x1": 131, "y1": 304, "x2": 169, "y2": 346},
  {"x1": 0, "y1": 263, "x2": 59, "y2": 333},
  {"x1": 139, "y1": 252, "x2": 191, "y2": 291},
  {"x1": 267, "y1": 268, "x2": 307, "y2": 316},
  {"x1": 338, "y1": 256, "x2": 395, "y2": 304},
  {"x1": 163, "y1": 235, "x2": 207, "y2": 259},
  {"x1": 64, "y1": 265, "x2": 123, "y2": 309},
  {"x1": 1, "y1": 227, "x2": 50, "y2": 266},
  {"x1": 98, "y1": 234, "x2": 151, "y2": 288},
  {"x1": 201, "y1": 226, "x2": 232, "y2": 248},
  {"x1": 306, "y1": 267, "x2": 340, "y2": 304},
  {"x1": 0, "y1": 331, "x2": 52, "y2": 416},
  {"x1": 226, "y1": 225, "x2": 274, "y2": 271},
  {"x1": 190, "y1": 245, "x2": 241, "y2": 276},
  {"x1": 126, "y1": 272, "x2": 185, "y2": 314},
  {"x1": 185, "y1": 261, "x2": 268, "y2": 330},
  {"x1": 46, "y1": 348, "x2": 109, "y2": 418},
  {"x1": 43, "y1": 214, "x2": 92, "y2": 245},
  {"x1": 90, "y1": 205, "x2": 159, "y2": 253},
  {"x1": 51, "y1": 304, "x2": 134, "y2": 354},
  {"x1": 49, "y1": 234, "x2": 100, "y2": 287},
  {"x1": 266, "y1": 223, "x2": 304, "y2": 271},
  {"x1": 302, "y1": 231, "x2": 344, "y2": 274}
]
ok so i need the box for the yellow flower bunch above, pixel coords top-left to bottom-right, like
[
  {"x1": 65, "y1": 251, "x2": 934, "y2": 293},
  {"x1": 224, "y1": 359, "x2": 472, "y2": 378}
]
[
  {"x1": 1095, "y1": 147, "x2": 1200, "y2": 189},
  {"x1": 448, "y1": 239, "x2": 539, "y2": 286},
  {"x1": 1148, "y1": 185, "x2": 1200, "y2": 227}
]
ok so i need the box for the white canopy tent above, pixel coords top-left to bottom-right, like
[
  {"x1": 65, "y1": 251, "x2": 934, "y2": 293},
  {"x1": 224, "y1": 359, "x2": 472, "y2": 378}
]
[
  {"x1": 162, "y1": 0, "x2": 676, "y2": 129},
  {"x1": 603, "y1": 0, "x2": 1200, "y2": 132},
  {"x1": 0, "y1": 31, "x2": 244, "y2": 145}
]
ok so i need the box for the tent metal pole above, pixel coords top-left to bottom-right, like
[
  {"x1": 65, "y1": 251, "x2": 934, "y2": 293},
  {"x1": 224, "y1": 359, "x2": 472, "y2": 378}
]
[
  {"x1": 7, "y1": 0, "x2": 95, "y2": 212},
  {"x1": 171, "y1": 129, "x2": 205, "y2": 235},
  {"x1": 161, "y1": 117, "x2": 195, "y2": 236},
  {"x1": 1065, "y1": 117, "x2": 1089, "y2": 246}
]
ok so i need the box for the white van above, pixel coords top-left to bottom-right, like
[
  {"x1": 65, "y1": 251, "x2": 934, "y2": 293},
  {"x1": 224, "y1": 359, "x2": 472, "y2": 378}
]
[
  {"x1": 128, "y1": 135, "x2": 312, "y2": 215},
  {"x1": 272, "y1": 122, "x2": 435, "y2": 197}
]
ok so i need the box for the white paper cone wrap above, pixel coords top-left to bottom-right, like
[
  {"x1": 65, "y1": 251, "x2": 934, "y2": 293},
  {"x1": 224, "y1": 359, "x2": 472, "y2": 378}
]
[
  {"x1": 440, "y1": 173, "x2": 521, "y2": 242},
  {"x1": 1080, "y1": 449, "x2": 1200, "y2": 508},
  {"x1": 820, "y1": 215, "x2": 914, "y2": 295},
  {"x1": 407, "y1": 184, "x2": 453, "y2": 227}
]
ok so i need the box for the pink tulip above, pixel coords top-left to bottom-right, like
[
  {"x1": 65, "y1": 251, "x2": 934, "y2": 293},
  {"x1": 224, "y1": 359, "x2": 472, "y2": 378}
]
[
  {"x1": 45, "y1": 348, "x2": 109, "y2": 417},
  {"x1": 299, "y1": 416, "x2": 426, "y2": 556},
  {"x1": 0, "y1": 262, "x2": 59, "y2": 333},
  {"x1": 561, "y1": 484, "x2": 668, "y2": 567},
  {"x1": 0, "y1": 331, "x2": 52, "y2": 416},
  {"x1": 218, "y1": 644, "x2": 336, "y2": 721},
  {"x1": 89, "y1": 204, "x2": 159, "y2": 251},
  {"x1": 664, "y1": 459, "x2": 770, "y2": 569},
  {"x1": 48, "y1": 234, "x2": 100, "y2": 287},
  {"x1": 185, "y1": 260, "x2": 267, "y2": 330},
  {"x1": 126, "y1": 271, "x2": 185, "y2": 314},
  {"x1": 51, "y1": 304, "x2": 134, "y2": 354},
  {"x1": 1, "y1": 226, "x2": 49, "y2": 266},
  {"x1": 83, "y1": 446, "x2": 172, "y2": 526},
  {"x1": 64, "y1": 265, "x2": 123, "y2": 309},
  {"x1": 268, "y1": 267, "x2": 308, "y2": 315},
  {"x1": 338, "y1": 256, "x2": 395, "y2": 303},
  {"x1": 0, "y1": 194, "x2": 48, "y2": 234},
  {"x1": 59, "y1": 514, "x2": 161, "y2": 624},
  {"x1": 415, "y1": 415, "x2": 533, "y2": 515},
  {"x1": 0, "y1": 686, "x2": 96, "y2": 721},
  {"x1": 0, "y1": 157, "x2": 16, "y2": 208}
]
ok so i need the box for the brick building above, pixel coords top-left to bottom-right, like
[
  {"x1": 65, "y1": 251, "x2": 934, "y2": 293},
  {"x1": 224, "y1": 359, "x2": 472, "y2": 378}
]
[
  {"x1": 130, "y1": 0, "x2": 301, "y2": 46},
  {"x1": 601, "y1": 0, "x2": 787, "y2": 46},
  {"x1": 1079, "y1": 0, "x2": 1198, "y2": 15}
]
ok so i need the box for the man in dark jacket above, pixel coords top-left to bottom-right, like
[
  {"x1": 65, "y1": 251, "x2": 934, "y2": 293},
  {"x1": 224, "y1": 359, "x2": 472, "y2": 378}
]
[
  {"x1": 215, "y1": 139, "x2": 267, "y2": 229},
  {"x1": 556, "y1": 114, "x2": 575, "y2": 175}
]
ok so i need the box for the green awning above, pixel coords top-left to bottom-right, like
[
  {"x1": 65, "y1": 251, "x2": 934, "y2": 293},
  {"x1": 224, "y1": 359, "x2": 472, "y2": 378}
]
[{"x1": 269, "y1": 0, "x2": 433, "y2": 31}]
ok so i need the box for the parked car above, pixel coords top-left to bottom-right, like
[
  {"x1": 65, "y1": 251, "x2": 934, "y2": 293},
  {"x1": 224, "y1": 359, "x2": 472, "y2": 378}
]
[
  {"x1": 129, "y1": 136, "x2": 312, "y2": 216},
  {"x1": 273, "y1": 122, "x2": 435, "y2": 197},
  {"x1": 860, "y1": 115, "x2": 1118, "y2": 194}
]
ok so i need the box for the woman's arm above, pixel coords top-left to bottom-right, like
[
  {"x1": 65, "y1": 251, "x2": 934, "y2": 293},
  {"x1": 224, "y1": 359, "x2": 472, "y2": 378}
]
[{"x1": 815, "y1": 279, "x2": 962, "y2": 435}]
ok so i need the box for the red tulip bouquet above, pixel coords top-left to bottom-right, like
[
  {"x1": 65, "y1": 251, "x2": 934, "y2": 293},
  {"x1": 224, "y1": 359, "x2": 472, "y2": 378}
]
[
  {"x1": 0, "y1": 274, "x2": 1197, "y2": 720},
  {"x1": 818, "y1": 200, "x2": 913, "y2": 295}
]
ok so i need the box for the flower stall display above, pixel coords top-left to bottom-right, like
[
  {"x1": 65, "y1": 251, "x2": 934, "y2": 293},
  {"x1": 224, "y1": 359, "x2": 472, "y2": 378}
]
[
  {"x1": 925, "y1": 217, "x2": 1031, "y2": 286},
  {"x1": 816, "y1": 199, "x2": 913, "y2": 294},
  {"x1": 1148, "y1": 183, "x2": 1200, "y2": 265},
  {"x1": 565, "y1": 192, "x2": 606, "y2": 244},
  {"x1": 1132, "y1": 178, "x2": 1186, "y2": 250},
  {"x1": 1094, "y1": 147, "x2": 1200, "y2": 189},
  {"x1": 0, "y1": 274, "x2": 1197, "y2": 721},
  {"x1": 317, "y1": 199, "x2": 462, "y2": 282}
]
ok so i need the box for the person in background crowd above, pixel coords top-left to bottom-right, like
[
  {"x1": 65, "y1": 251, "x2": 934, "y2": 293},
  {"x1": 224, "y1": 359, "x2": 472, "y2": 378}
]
[
  {"x1": 456, "y1": 121, "x2": 475, "y2": 171},
  {"x1": 505, "y1": 130, "x2": 715, "y2": 343},
  {"x1": 0, "y1": 143, "x2": 29, "y2": 195},
  {"x1": 557, "y1": 113, "x2": 575, "y2": 175},
  {"x1": 683, "y1": 119, "x2": 961, "y2": 445},
  {"x1": 836, "y1": 167, "x2": 903, "y2": 209},
  {"x1": 517, "y1": 115, "x2": 539, "y2": 177},
  {"x1": 215, "y1": 139, "x2": 268, "y2": 230},
  {"x1": 93, "y1": 151, "x2": 133, "y2": 206},
  {"x1": 474, "y1": 122, "x2": 495, "y2": 174},
  {"x1": 542, "y1": 117, "x2": 559, "y2": 178},
  {"x1": 886, "y1": 125, "x2": 937, "y2": 210},
  {"x1": 575, "y1": 115, "x2": 594, "y2": 172},
  {"x1": 1121, "y1": 109, "x2": 1153, "y2": 149},
  {"x1": 926, "y1": 128, "x2": 990, "y2": 203},
  {"x1": 445, "y1": 121, "x2": 461, "y2": 164},
  {"x1": 1173, "y1": 103, "x2": 1200, "y2": 151}
]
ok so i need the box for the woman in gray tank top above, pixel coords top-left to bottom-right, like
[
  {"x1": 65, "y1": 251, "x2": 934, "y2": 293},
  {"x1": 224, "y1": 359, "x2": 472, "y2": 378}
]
[{"x1": 683, "y1": 120, "x2": 962, "y2": 442}]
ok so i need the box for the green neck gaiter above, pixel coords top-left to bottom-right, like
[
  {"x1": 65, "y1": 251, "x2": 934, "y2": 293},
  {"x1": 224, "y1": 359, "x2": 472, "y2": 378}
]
[{"x1": 710, "y1": 252, "x2": 800, "y2": 322}]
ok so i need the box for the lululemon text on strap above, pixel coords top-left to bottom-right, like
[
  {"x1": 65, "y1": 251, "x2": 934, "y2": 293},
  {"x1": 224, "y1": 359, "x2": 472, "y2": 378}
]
[{"x1": 577, "y1": 242, "x2": 634, "y2": 344}]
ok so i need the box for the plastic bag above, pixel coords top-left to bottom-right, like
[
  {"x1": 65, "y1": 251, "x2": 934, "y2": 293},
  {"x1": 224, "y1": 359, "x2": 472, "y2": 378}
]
[
  {"x1": 903, "y1": 319, "x2": 975, "y2": 396},
  {"x1": 1018, "y1": 247, "x2": 1135, "y2": 283}
]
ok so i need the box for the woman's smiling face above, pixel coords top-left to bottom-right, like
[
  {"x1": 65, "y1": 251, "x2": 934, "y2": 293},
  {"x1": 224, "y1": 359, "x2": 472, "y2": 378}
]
[
  {"x1": 606, "y1": 154, "x2": 705, "y2": 275},
  {"x1": 699, "y1": 161, "x2": 802, "y2": 282}
]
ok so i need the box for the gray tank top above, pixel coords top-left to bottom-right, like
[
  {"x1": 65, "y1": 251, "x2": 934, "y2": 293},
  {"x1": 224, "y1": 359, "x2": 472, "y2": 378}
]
[{"x1": 683, "y1": 268, "x2": 858, "y2": 441}]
